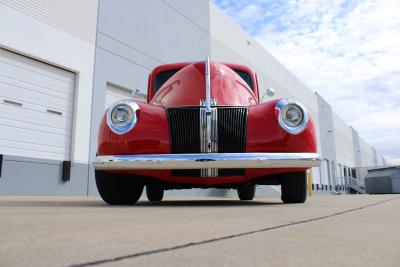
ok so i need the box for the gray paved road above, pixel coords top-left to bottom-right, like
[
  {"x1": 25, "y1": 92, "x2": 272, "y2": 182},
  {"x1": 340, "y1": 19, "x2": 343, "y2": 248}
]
[{"x1": 0, "y1": 194, "x2": 399, "y2": 267}]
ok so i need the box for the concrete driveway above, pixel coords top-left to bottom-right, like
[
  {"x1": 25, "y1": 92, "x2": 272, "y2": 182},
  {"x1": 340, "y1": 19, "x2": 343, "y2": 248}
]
[{"x1": 0, "y1": 194, "x2": 399, "y2": 267}]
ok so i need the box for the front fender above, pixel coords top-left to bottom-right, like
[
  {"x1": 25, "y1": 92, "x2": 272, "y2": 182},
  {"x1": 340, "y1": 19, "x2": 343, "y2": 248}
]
[
  {"x1": 246, "y1": 99, "x2": 317, "y2": 153},
  {"x1": 97, "y1": 101, "x2": 170, "y2": 156}
]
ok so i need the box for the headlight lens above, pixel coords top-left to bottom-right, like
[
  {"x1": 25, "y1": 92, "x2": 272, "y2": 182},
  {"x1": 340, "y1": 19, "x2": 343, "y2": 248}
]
[
  {"x1": 275, "y1": 99, "x2": 308, "y2": 135},
  {"x1": 107, "y1": 100, "x2": 139, "y2": 134},
  {"x1": 282, "y1": 104, "x2": 304, "y2": 127},
  {"x1": 111, "y1": 105, "x2": 131, "y2": 127}
]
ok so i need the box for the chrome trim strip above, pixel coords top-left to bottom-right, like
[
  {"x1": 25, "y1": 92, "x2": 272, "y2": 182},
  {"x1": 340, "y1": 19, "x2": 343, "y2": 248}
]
[
  {"x1": 200, "y1": 105, "x2": 218, "y2": 177},
  {"x1": 200, "y1": 57, "x2": 218, "y2": 177},
  {"x1": 94, "y1": 153, "x2": 322, "y2": 170},
  {"x1": 205, "y1": 56, "x2": 212, "y2": 113}
]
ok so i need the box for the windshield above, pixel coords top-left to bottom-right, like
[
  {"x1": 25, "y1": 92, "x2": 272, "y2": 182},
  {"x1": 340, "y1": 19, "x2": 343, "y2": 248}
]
[
  {"x1": 154, "y1": 69, "x2": 180, "y2": 93},
  {"x1": 154, "y1": 68, "x2": 253, "y2": 93},
  {"x1": 234, "y1": 70, "x2": 253, "y2": 89}
]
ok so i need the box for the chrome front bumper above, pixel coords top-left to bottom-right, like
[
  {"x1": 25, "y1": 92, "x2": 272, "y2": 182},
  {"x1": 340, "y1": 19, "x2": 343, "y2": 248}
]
[{"x1": 94, "y1": 153, "x2": 321, "y2": 170}]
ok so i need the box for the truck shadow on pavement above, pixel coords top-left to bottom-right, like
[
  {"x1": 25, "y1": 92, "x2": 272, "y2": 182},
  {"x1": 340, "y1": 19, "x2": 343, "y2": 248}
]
[
  {"x1": 0, "y1": 198, "x2": 282, "y2": 208},
  {"x1": 134, "y1": 199, "x2": 282, "y2": 207}
]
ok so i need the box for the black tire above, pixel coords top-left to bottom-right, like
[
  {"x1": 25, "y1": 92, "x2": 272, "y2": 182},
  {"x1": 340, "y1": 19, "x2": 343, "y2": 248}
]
[
  {"x1": 95, "y1": 170, "x2": 144, "y2": 205},
  {"x1": 146, "y1": 185, "x2": 164, "y2": 202},
  {"x1": 281, "y1": 171, "x2": 307, "y2": 203},
  {"x1": 237, "y1": 184, "x2": 256, "y2": 200}
]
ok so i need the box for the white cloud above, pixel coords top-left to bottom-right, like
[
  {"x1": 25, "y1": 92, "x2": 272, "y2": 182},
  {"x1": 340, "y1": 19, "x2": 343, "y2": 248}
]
[{"x1": 214, "y1": 0, "x2": 400, "y2": 165}]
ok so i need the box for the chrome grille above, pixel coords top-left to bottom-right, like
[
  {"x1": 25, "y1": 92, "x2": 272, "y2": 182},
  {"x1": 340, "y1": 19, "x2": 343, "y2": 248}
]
[{"x1": 167, "y1": 107, "x2": 247, "y2": 177}]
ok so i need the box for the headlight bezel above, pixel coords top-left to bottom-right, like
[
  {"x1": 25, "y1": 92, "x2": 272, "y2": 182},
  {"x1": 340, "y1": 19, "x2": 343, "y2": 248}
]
[
  {"x1": 106, "y1": 100, "x2": 140, "y2": 135},
  {"x1": 275, "y1": 99, "x2": 308, "y2": 135}
]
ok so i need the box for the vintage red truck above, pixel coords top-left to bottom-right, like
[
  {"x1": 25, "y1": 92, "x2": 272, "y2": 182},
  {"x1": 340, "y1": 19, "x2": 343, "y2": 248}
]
[{"x1": 94, "y1": 58, "x2": 321, "y2": 205}]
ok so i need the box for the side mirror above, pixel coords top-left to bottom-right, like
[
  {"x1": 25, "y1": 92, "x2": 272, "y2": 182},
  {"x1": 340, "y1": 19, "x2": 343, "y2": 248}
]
[{"x1": 261, "y1": 88, "x2": 276, "y2": 102}]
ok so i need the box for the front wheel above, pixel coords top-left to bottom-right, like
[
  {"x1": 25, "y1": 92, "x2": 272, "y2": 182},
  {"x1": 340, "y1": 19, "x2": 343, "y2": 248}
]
[
  {"x1": 237, "y1": 184, "x2": 256, "y2": 200},
  {"x1": 95, "y1": 170, "x2": 144, "y2": 205},
  {"x1": 281, "y1": 171, "x2": 307, "y2": 203},
  {"x1": 146, "y1": 185, "x2": 164, "y2": 202}
]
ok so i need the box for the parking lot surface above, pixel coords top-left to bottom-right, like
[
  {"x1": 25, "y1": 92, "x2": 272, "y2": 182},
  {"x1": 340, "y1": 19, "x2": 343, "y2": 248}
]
[{"x1": 0, "y1": 194, "x2": 399, "y2": 267}]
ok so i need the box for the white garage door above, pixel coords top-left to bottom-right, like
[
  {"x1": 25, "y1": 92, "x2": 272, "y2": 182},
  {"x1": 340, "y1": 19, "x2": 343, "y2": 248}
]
[
  {"x1": 105, "y1": 83, "x2": 133, "y2": 110},
  {"x1": 0, "y1": 48, "x2": 75, "y2": 161}
]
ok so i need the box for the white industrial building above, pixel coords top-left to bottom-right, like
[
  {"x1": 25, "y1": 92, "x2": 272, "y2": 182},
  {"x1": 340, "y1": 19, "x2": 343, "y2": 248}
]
[{"x1": 0, "y1": 0, "x2": 387, "y2": 195}]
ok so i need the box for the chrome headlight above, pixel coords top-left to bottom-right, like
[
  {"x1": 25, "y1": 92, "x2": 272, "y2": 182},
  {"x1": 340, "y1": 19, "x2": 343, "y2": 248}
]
[
  {"x1": 106, "y1": 100, "x2": 139, "y2": 135},
  {"x1": 275, "y1": 99, "x2": 308, "y2": 135}
]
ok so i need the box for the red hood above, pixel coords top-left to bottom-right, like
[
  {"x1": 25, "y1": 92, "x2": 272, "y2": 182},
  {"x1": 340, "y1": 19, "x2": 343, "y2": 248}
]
[{"x1": 150, "y1": 62, "x2": 258, "y2": 108}]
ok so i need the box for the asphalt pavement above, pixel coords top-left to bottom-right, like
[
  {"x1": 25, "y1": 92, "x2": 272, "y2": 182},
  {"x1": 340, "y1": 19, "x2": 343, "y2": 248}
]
[{"x1": 0, "y1": 194, "x2": 399, "y2": 267}]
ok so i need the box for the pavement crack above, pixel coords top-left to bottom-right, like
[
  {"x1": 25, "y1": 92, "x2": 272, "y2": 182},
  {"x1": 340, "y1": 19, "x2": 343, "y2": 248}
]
[{"x1": 70, "y1": 197, "x2": 399, "y2": 267}]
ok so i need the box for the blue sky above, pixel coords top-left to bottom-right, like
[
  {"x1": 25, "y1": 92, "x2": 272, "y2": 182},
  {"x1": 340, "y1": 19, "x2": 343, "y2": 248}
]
[{"x1": 213, "y1": 0, "x2": 400, "y2": 165}]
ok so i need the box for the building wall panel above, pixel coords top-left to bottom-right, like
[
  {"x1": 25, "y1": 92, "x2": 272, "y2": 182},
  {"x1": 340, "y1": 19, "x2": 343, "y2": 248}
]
[
  {"x1": 88, "y1": 0, "x2": 212, "y2": 195},
  {"x1": 0, "y1": 1, "x2": 97, "y2": 195},
  {"x1": 0, "y1": 0, "x2": 98, "y2": 43}
]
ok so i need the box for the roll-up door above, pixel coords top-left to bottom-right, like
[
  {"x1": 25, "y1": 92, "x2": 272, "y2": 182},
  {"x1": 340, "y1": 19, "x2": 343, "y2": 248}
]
[{"x1": 0, "y1": 48, "x2": 75, "y2": 161}]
